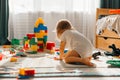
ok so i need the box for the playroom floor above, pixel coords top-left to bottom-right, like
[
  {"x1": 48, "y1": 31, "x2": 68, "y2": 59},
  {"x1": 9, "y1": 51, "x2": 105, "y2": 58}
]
[{"x1": 0, "y1": 49, "x2": 120, "y2": 80}]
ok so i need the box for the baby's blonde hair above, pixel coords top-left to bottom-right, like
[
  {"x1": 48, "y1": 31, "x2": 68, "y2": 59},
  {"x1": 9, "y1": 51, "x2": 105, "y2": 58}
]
[{"x1": 56, "y1": 19, "x2": 73, "y2": 38}]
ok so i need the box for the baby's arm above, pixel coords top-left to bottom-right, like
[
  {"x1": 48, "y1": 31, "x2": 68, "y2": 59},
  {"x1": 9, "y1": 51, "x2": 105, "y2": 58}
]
[{"x1": 59, "y1": 41, "x2": 66, "y2": 60}]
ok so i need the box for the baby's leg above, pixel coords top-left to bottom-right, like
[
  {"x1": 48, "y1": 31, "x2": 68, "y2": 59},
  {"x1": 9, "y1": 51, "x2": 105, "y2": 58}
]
[
  {"x1": 63, "y1": 50, "x2": 94, "y2": 66},
  {"x1": 63, "y1": 50, "x2": 81, "y2": 63}
]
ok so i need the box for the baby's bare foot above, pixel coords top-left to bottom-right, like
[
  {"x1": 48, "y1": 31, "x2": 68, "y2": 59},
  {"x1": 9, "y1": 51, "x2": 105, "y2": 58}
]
[{"x1": 82, "y1": 57, "x2": 94, "y2": 67}]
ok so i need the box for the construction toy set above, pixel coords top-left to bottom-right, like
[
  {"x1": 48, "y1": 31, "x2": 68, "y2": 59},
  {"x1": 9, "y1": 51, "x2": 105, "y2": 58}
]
[{"x1": 11, "y1": 17, "x2": 55, "y2": 54}]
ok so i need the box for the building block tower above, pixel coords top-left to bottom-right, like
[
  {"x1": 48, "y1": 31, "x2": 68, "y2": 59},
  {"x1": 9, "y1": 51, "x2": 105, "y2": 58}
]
[
  {"x1": 23, "y1": 17, "x2": 48, "y2": 53},
  {"x1": 34, "y1": 17, "x2": 48, "y2": 52}
]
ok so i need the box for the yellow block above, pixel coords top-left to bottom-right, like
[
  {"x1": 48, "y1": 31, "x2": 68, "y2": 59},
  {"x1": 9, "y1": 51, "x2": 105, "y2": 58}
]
[
  {"x1": 19, "y1": 68, "x2": 25, "y2": 75},
  {"x1": 10, "y1": 57, "x2": 17, "y2": 62},
  {"x1": 44, "y1": 33, "x2": 48, "y2": 36},
  {"x1": 35, "y1": 33, "x2": 44, "y2": 38},
  {"x1": 34, "y1": 17, "x2": 44, "y2": 27},
  {"x1": 30, "y1": 45, "x2": 38, "y2": 51},
  {"x1": 25, "y1": 40, "x2": 30, "y2": 44},
  {"x1": 40, "y1": 30, "x2": 45, "y2": 33}
]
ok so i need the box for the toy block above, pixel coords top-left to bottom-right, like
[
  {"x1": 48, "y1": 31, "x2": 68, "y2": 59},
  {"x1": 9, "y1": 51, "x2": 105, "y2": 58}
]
[
  {"x1": 56, "y1": 49, "x2": 68, "y2": 55},
  {"x1": 37, "y1": 43, "x2": 44, "y2": 46},
  {"x1": 37, "y1": 38, "x2": 43, "y2": 41},
  {"x1": 10, "y1": 57, "x2": 18, "y2": 62},
  {"x1": 38, "y1": 17, "x2": 44, "y2": 24},
  {"x1": 27, "y1": 33, "x2": 35, "y2": 39},
  {"x1": 28, "y1": 51, "x2": 37, "y2": 54},
  {"x1": 38, "y1": 24, "x2": 45, "y2": 30},
  {"x1": 46, "y1": 41, "x2": 55, "y2": 50},
  {"x1": 0, "y1": 54, "x2": 3, "y2": 60},
  {"x1": 37, "y1": 41, "x2": 44, "y2": 44},
  {"x1": 39, "y1": 25, "x2": 47, "y2": 30},
  {"x1": 23, "y1": 37, "x2": 28, "y2": 45},
  {"x1": 44, "y1": 32, "x2": 48, "y2": 36},
  {"x1": 25, "y1": 40, "x2": 30, "y2": 44},
  {"x1": 38, "y1": 45, "x2": 44, "y2": 49},
  {"x1": 35, "y1": 33, "x2": 44, "y2": 38},
  {"x1": 18, "y1": 75, "x2": 30, "y2": 79},
  {"x1": 39, "y1": 30, "x2": 45, "y2": 33},
  {"x1": 43, "y1": 26, "x2": 48, "y2": 30},
  {"x1": 24, "y1": 44, "x2": 29, "y2": 50},
  {"x1": 30, "y1": 45, "x2": 38, "y2": 51},
  {"x1": 38, "y1": 48, "x2": 44, "y2": 52},
  {"x1": 11, "y1": 38, "x2": 20, "y2": 45},
  {"x1": 39, "y1": 31, "x2": 44, "y2": 36},
  {"x1": 19, "y1": 68, "x2": 25, "y2": 75},
  {"x1": 43, "y1": 36, "x2": 48, "y2": 44},
  {"x1": 29, "y1": 38, "x2": 37, "y2": 45},
  {"x1": 15, "y1": 52, "x2": 27, "y2": 57},
  {"x1": 34, "y1": 28, "x2": 39, "y2": 33},
  {"x1": 24, "y1": 68, "x2": 35, "y2": 76},
  {"x1": 19, "y1": 68, "x2": 35, "y2": 76},
  {"x1": 45, "y1": 30, "x2": 48, "y2": 33},
  {"x1": 34, "y1": 17, "x2": 44, "y2": 27}
]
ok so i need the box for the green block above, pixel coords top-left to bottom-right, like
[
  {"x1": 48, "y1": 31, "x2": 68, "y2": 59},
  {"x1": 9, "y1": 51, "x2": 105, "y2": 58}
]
[
  {"x1": 43, "y1": 36, "x2": 47, "y2": 44},
  {"x1": 30, "y1": 38, "x2": 37, "y2": 45},
  {"x1": 11, "y1": 38, "x2": 20, "y2": 45},
  {"x1": 23, "y1": 37, "x2": 28, "y2": 45},
  {"x1": 29, "y1": 51, "x2": 37, "y2": 54},
  {"x1": 37, "y1": 38, "x2": 43, "y2": 41}
]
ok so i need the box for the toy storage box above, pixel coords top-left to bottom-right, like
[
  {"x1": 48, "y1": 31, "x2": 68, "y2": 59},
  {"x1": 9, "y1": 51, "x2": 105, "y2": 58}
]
[{"x1": 95, "y1": 8, "x2": 120, "y2": 51}]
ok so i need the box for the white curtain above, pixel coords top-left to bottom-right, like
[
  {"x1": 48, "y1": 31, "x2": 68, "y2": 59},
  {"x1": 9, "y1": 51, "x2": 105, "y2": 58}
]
[{"x1": 9, "y1": 0, "x2": 100, "y2": 46}]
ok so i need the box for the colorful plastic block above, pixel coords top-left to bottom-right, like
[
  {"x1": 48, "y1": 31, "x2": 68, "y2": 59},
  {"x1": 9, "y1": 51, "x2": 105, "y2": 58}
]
[
  {"x1": 27, "y1": 33, "x2": 35, "y2": 39},
  {"x1": 10, "y1": 57, "x2": 18, "y2": 62},
  {"x1": 18, "y1": 75, "x2": 30, "y2": 79},
  {"x1": 30, "y1": 45, "x2": 38, "y2": 51},
  {"x1": 11, "y1": 38, "x2": 20, "y2": 45},
  {"x1": 0, "y1": 54, "x2": 3, "y2": 60},
  {"x1": 25, "y1": 69, "x2": 35, "y2": 76},
  {"x1": 34, "y1": 17, "x2": 44, "y2": 27},
  {"x1": 46, "y1": 41, "x2": 55, "y2": 50}
]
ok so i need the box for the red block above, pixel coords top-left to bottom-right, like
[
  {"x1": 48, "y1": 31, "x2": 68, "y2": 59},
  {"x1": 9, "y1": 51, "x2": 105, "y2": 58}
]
[
  {"x1": 46, "y1": 41, "x2": 55, "y2": 50},
  {"x1": 45, "y1": 30, "x2": 48, "y2": 33},
  {"x1": 37, "y1": 43, "x2": 44, "y2": 46},
  {"x1": 27, "y1": 33, "x2": 35, "y2": 39},
  {"x1": 25, "y1": 69, "x2": 35, "y2": 76},
  {"x1": 0, "y1": 54, "x2": 3, "y2": 60},
  {"x1": 38, "y1": 49, "x2": 44, "y2": 52}
]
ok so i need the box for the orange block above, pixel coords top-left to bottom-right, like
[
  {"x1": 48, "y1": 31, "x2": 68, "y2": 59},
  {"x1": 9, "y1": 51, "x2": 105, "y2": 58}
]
[{"x1": 10, "y1": 57, "x2": 17, "y2": 62}]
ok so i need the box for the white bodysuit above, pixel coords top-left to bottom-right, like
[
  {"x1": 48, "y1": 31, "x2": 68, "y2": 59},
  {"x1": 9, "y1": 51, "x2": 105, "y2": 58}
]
[{"x1": 60, "y1": 29, "x2": 94, "y2": 58}]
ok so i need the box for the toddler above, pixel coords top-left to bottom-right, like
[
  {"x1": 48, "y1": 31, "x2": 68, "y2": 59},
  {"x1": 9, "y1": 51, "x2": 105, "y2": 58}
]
[{"x1": 56, "y1": 19, "x2": 94, "y2": 66}]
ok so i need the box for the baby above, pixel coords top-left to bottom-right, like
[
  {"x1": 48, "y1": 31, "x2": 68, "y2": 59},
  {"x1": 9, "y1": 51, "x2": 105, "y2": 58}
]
[{"x1": 55, "y1": 19, "x2": 94, "y2": 66}]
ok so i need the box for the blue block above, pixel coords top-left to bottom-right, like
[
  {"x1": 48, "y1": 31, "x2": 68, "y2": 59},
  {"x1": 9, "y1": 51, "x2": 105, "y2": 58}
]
[
  {"x1": 43, "y1": 26, "x2": 48, "y2": 30},
  {"x1": 56, "y1": 49, "x2": 68, "y2": 55},
  {"x1": 18, "y1": 75, "x2": 30, "y2": 79},
  {"x1": 34, "y1": 28, "x2": 39, "y2": 32},
  {"x1": 38, "y1": 25, "x2": 43, "y2": 31},
  {"x1": 38, "y1": 24, "x2": 48, "y2": 30}
]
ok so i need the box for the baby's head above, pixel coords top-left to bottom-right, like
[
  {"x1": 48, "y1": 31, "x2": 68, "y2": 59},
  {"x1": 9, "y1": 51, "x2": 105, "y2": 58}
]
[{"x1": 56, "y1": 19, "x2": 73, "y2": 38}]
